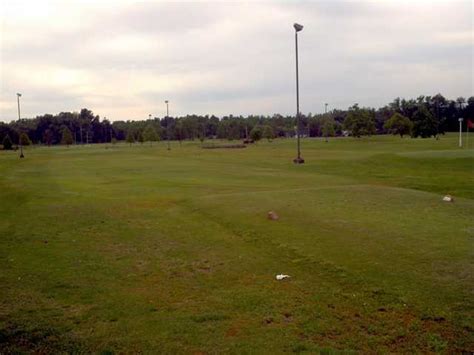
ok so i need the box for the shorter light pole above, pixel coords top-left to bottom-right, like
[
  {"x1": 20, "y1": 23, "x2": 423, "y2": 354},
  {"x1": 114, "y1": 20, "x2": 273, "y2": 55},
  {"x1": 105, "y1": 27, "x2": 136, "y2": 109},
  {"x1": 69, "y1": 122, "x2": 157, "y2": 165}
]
[
  {"x1": 165, "y1": 100, "x2": 170, "y2": 150},
  {"x1": 325, "y1": 103, "x2": 328, "y2": 114},
  {"x1": 458, "y1": 118, "x2": 463, "y2": 148},
  {"x1": 16, "y1": 93, "x2": 24, "y2": 158},
  {"x1": 149, "y1": 114, "x2": 152, "y2": 120}
]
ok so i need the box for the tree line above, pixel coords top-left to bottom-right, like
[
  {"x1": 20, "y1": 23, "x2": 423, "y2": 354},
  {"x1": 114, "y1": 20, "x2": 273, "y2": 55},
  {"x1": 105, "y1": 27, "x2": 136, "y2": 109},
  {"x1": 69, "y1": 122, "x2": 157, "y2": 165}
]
[{"x1": 1, "y1": 93, "x2": 473, "y2": 147}]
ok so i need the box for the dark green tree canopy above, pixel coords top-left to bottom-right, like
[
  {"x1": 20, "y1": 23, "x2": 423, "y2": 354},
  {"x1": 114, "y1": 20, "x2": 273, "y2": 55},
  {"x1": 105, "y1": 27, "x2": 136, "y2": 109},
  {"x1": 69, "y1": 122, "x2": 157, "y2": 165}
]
[
  {"x1": 321, "y1": 117, "x2": 336, "y2": 141},
  {"x1": 2, "y1": 135, "x2": 13, "y2": 150},
  {"x1": 136, "y1": 130, "x2": 144, "y2": 144},
  {"x1": 126, "y1": 130, "x2": 135, "y2": 146},
  {"x1": 250, "y1": 125, "x2": 263, "y2": 142},
  {"x1": 0, "y1": 93, "x2": 472, "y2": 144},
  {"x1": 19, "y1": 132, "x2": 32, "y2": 146},
  {"x1": 384, "y1": 113, "x2": 413, "y2": 137},
  {"x1": 143, "y1": 125, "x2": 159, "y2": 146},
  {"x1": 343, "y1": 104, "x2": 376, "y2": 137},
  {"x1": 61, "y1": 127, "x2": 74, "y2": 146},
  {"x1": 412, "y1": 105, "x2": 438, "y2": 138},
  {"x1": 262, "y1": 125, "x2": 274, "y2": 141}
]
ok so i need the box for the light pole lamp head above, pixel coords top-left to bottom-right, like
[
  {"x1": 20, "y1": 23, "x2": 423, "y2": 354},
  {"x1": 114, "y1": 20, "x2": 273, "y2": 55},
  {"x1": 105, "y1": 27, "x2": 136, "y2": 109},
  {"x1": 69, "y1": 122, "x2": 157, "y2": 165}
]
[
  {"x1": 17, "y1": 93, "x2": 22, "y2": 97},
  {"x1": 459, "y1": 118, "x2": 463, "y2": 122},
  {"x1": 165, "y1": 100, "x2": 169, "y2": 104},
  {"x1": 294, "y1": 23, "x2": 304, "y2": 32}
]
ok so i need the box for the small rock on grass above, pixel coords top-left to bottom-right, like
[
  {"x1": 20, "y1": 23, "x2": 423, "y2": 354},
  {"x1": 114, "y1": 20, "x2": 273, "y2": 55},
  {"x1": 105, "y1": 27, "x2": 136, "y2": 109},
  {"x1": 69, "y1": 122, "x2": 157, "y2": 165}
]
[{"x1": 268, "y1": 211, "x2": 279, "y2": 220}]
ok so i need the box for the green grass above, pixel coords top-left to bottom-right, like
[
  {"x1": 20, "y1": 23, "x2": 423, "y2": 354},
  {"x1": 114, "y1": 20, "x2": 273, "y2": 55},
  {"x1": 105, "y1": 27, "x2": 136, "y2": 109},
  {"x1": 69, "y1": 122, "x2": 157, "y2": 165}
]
[{"x1": 1, "y1": 134, "x2": 473, "y2": 353}]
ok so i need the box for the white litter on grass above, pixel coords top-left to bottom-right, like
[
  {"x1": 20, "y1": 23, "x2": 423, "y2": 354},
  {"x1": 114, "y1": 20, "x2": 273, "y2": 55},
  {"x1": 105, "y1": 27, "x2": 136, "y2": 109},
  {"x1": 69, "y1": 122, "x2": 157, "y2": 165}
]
[
  {"x1": 276, "y1": 274, "x2": 290, "y2": 280},
  {"x1": 442, "y1": 195, "x2": 454, "y2": 202}
]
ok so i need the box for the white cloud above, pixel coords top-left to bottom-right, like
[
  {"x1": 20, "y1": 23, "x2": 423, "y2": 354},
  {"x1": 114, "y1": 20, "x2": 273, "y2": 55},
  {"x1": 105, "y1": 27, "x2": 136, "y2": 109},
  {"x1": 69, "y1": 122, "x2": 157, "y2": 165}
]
[{"x1": 0, "y1": 0, "x2": 472, "y2": 121}]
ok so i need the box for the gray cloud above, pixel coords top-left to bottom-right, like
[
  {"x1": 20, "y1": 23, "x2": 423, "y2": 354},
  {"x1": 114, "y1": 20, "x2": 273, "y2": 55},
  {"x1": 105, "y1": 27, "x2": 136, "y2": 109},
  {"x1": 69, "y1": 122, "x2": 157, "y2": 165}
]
[{"x1": 1, "y1": 0, "x2": 472, "y2": 122}]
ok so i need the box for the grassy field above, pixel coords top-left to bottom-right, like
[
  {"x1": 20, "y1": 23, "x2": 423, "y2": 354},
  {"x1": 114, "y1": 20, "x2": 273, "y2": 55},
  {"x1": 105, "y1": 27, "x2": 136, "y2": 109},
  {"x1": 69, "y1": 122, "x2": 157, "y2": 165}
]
[{"x1": 1, "y1": 134, "x2": 473, "y2": 353}]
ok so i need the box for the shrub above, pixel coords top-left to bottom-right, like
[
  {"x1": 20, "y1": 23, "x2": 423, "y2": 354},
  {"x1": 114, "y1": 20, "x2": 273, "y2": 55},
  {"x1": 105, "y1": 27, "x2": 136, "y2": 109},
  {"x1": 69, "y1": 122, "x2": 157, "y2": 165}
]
[
  {"x1": 61, "y1": 127, "x2": 74, "y2": 146},
  {"x1": 250, "y1": 126, "x2": 263, "y2": 142},
  {"x1": 262, "y1": 125, "x2": 274, "y2": 142},
  {"x1": 19, "y1": 132, "x2": 32, "y2": 146},
  {"x1": 384, "y1": 113, "x2": 413, "y2": 138},
  {"x1": 2, "y1": 135, "x2": 13, "y2": 150}
]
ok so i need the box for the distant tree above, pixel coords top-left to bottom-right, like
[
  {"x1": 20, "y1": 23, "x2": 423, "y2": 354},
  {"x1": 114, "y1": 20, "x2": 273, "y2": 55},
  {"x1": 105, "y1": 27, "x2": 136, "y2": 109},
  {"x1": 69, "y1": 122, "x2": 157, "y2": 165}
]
[
  {"x1": 198, "y1": 132, "x2": 205, "y2": 144},
  {"x1": 143, "y1": 125, "x2": 159, "y2": 146},
  {"x1": 175, "y1": 120, "x2": 185, "y2": 145},
  {"x1": 465, "y1": 96, "x2": 474, "y2": 122},
  {"x1": 250, "y1": 125, "x2": 263, "y2": 142},
  {"x1": 262, "y1": 125, "x2": 274, "y2": 142},
  {"x1": 126, "y1": 130, "x2": 135, "y2": 146},
  {"x1": 456, "y1": 96, "x2": 466, "y2": 108},
  {"x1": 344, "y1": 104, "x2": 376, "y2": 137},
  {"x1": 308, "y1": 117, "x2": 322, "y2": 137},
  {"x1": 321, "y1": 117, "x2": 336, "y2": 142},
  {"x1": 198, "y1": 119, "x2": 206, "y2": 144},
  {"x1": 217, "y1": 120, "x2": 230, "y2": 139},
  {"x1": 43, "y1": 129, "x2": 53, "y2": 146},
  {"x1": 197, "y1": 122, "x2": 206, "y2": 144},
  {"x1": 2, "y1": 135, "x2": 13, "y2": 150},
  {"x1": 19, "y1": 132, "x2": 32, "y2": 146},
  {"x1": 181, "y1": 116, "x2": 199, "y2": 140},
  {"x1": 0, "y1": 94, "x2": 469, "y2": 148},
  {"x1": 411, "y1": 105, "x2": 438, "y2": 138},
  {"x1": 136, "y1": 130, "x2": 144, "y2": 144},
  {"x1": 384, "y1": 113, "x2": 413, "y2": 138},
  {"x1": 61, "y1": 127, "x2": 74, "y2": 147}
]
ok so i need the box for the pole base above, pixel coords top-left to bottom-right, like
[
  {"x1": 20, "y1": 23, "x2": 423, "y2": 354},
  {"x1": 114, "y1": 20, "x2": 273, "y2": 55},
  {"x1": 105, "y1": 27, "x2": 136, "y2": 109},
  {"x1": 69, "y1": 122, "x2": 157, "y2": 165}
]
[
  {"x1": 20, "y1": 153, "x2": 24, "y2": 158},
  {"x1": 293, "y1": 157, "x2": 305, "y2": 164}
]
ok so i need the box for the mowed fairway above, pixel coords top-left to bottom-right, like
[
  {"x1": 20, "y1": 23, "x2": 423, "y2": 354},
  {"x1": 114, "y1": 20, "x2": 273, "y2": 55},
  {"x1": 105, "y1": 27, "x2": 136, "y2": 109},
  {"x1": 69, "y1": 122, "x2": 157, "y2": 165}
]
[{"x1": 1, "y1": 134, "x2": 473, "y2": 353}]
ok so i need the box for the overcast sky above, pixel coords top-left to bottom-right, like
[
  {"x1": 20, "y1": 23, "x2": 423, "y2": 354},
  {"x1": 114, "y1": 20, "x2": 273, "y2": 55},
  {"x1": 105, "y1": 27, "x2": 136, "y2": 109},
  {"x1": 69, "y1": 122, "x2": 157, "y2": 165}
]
[{"x1": 0, "y1": 0, "x2": 472, "y2": 122}]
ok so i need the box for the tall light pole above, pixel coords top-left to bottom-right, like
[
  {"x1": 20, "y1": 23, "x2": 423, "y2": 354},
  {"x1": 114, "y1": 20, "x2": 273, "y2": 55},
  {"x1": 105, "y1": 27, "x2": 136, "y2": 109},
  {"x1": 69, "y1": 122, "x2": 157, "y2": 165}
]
[
  {"x1": 149, "y1": 114, "x2": 152, "y2": 120},
  {"x1": 293, "y1": 23, "x2": 304, "y2": 164},
  {"x1": 16, "y1": 93, "x2": 24, "y2": 158},
  {"x1": 165, "y1": 100, "x2": 170, "y2": 150},
  {"x1": 325, "y1": 103, "x2": 328, "y2": 114}
]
